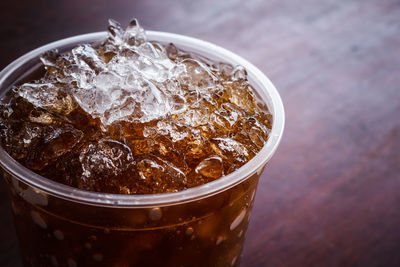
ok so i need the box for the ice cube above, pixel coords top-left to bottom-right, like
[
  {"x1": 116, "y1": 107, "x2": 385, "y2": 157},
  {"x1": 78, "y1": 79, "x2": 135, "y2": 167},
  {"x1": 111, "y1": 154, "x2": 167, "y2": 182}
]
[
  {"x1": 107, "y1": 19, "x2": 125, "y2": 47},
  {"x1": 17, "y1": 83, "x2": 76, "y2": 115},
  {"x1": 24, "y1": 124, "x2": 83, "y2": 170},
  {"x1": 173, "y1": 58, "x2": 217, "y2": 90},
  {"x1": 124, "y1": 18, "x2": 146, "y2": 47},
  {"x1": 156, "y1": 121, "x2": 188, "y2": 142},
  {"x1": 223, "y1": 81, "x2": 256, "y2": 113},
  {"x1": 211, "y1": 138, "x2": 249, "y2": 163},
  {"x1": 79, "y1": 139, "x2": 133, "y2": 179},
  {"x1": 137, "y1": 156, "x2": 187, "y2": 192},
  {"x1": 72, "y1": 45, "x2": 106, "y2": 74},
  {"x1": 40, "y1": 50, "x2": 59, "y2": 68},
  {"x1": 195, "y1": 156, "x2": 224, "y2": 179}
]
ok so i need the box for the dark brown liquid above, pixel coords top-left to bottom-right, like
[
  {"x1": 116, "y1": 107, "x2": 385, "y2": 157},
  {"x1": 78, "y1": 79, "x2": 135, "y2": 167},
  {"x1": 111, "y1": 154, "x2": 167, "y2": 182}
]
[
  {"x1": 1, "y1": 19, "x2": 272, "y2": 267},
  {"x1": 4, "y1": 169, "x2": 260, "y2": 267},
  {"x1": 0, "y1": 21, "x2": 272, "y2": 195}
]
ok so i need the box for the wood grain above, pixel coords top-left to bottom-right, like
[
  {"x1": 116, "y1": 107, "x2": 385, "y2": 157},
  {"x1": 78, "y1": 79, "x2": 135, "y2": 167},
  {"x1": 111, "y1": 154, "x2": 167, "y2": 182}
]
[{"x1": 0, "y1": 0, "x2": 399, "y2": 266}]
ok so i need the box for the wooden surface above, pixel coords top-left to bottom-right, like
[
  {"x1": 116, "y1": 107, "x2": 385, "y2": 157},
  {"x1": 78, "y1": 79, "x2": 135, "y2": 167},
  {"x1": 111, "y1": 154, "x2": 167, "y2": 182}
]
[{"x1": 1, "y1": 0, "x2": 400, "y2": 266}]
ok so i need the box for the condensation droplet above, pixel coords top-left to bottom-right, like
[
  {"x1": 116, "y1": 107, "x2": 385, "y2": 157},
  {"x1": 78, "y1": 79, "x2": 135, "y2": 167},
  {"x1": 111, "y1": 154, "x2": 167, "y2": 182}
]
[
  {"x1": 231, "y1": 255, "x2": 238, "y2": 266},
  {"x1": 67, "y1": 258, "x2": 77, "y2": 267},
  {"x1": 216, "y1": 236, "x2": 225, "y2": 245},
  {"x1": 20, "y1": 187, "x2": 48, "y2": 206},
  {"x1": 230, "y1": 209, "x2": 246, "y2": 231},
  {"x1": 238, "y1": 230, "x2": 243, "y2": 238},
  {"x1": 53, "y1": 230, "x2": 64, "y2": 240},
  {"x1": 250, "y1": 190, "x2": 256, "y2": 202},
  {"x1": 148, "y1": 207, "x2": 162, "y2": 221},
  {"x1": 185, "y1": 227, "x2": 194, "y2": 235},
  {"x1": 93, "y1": 253, "x2": 104, "y2": 262},
  {"x1": 31, "y1": 210, "x2": 47, "y2": 229}
]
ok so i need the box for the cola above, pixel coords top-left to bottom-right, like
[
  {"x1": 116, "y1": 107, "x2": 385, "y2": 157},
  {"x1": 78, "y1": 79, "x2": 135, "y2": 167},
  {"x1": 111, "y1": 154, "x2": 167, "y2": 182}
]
[
  {"x1": 0, "y1": 19, "x2": 277, "y2": 266},
  {"x1": 0, "y1": 19, "x2": 271, "y2": 195}
]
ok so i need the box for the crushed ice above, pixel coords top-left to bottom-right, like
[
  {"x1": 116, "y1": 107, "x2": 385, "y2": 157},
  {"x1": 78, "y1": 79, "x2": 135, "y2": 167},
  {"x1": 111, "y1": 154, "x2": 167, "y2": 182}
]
[
  {"x1": 17, "y1": 19, "x2": 206, "y2": 125},
  {"x1": 0, "y1": 18, "x2": 272, "y2": 194}
]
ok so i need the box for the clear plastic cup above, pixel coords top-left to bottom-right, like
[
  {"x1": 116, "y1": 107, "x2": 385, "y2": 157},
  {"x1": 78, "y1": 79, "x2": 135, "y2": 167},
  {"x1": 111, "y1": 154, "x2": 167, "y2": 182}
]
[{"x1": 0, "y1": 32, "x2": 284, "y2": 267}]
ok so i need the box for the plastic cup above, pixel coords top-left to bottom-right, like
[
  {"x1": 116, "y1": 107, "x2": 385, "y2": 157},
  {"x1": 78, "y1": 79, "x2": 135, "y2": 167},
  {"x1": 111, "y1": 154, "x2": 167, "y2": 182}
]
[{"x1": 0, "y1": 31, "x2": 284, "y2": 267}]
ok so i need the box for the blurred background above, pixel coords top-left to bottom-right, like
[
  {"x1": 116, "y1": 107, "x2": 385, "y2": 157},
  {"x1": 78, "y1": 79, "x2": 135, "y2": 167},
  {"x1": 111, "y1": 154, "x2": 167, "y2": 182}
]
[{"x1": 1, "y1": 0, "x2": 399, "y2": 266}]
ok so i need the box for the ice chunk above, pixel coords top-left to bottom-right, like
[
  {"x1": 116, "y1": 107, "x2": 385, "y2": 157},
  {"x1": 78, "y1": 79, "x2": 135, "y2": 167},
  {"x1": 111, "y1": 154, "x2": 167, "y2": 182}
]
[
  {"x1": 63, "y1": 20, "x2": 178, "y2": 124},
  {"x1": 137, "y1": 156, "x2": 186, "y2": 192},
  {"x1": 124, "y1": 18, "x2": 146, "y2": 46},
  {"x1": 223, "y1": 81, "x2": 256, "y2": 113},
  {"x1": 176, "y1": 108, "x2": 210, "y2": 127},
  {"x1": 195, "y1": 156, "x2": 223, "y2": 179},
  {"x1": 107, "y1": 19, "x2": 125, "y2": 47},
  {"x1": 40, "y1": 50, "x2": 59, "y2": 68},
  {"x1": 172, "y1": 58, "x2": 218, "y2": 91},
  {"x1": 37, "y1": 126, "x2": 81, "y2": 166},
  {"x1": 232, "y1": 65, "x2": 247, "y2": 81},
  {"x1": 156, "y1": 121, "x2": 188, "y2": 142},
  {"x1": 107, "y1": 18, "x2": 146, "y2": 48},
  {"x1": 17, "y1": 83, "x2": 76, "y2": 115},
  {"x1": 72, "y1": 45, "x2": 106, "y2": 74},
  {"x1": 24, "y1": 124, "x2": 83, "y2": 170},
  {"x1": 211, "y1": 138, "x2": 249, "y2": 163},
  {"x1": 18, "y1": 19, "x2": 226, "y2": 126},
  {"x1": 79, "y1": 139, "x2": 133, "y2": 179}
]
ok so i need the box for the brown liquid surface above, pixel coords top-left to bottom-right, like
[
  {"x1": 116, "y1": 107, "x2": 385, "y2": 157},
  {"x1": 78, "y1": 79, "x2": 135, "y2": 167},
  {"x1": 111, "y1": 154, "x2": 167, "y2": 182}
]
[{"x1": 0, "y1": 19, "x2": 272, "y2": 194}]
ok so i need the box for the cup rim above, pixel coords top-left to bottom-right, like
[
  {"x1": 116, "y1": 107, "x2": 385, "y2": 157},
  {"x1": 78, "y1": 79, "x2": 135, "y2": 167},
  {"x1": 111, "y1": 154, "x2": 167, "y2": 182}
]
[{"x1": 0, "y1": 31, "x2": 285, "y2": 208}]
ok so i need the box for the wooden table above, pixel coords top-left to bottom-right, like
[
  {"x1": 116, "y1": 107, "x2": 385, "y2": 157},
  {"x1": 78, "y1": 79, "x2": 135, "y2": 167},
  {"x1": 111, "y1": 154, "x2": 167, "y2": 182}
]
[{"x1": 1, "y1": 0, "x2": 399, "y2": 266}]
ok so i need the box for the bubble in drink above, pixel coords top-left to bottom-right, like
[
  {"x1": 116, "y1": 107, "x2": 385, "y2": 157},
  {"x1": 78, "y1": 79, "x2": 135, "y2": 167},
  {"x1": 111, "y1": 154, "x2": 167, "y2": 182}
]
[{"x1": 0, "y1": 19, "x2": 271, "y2": 195}]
